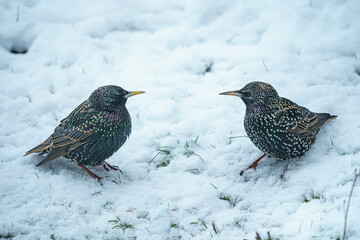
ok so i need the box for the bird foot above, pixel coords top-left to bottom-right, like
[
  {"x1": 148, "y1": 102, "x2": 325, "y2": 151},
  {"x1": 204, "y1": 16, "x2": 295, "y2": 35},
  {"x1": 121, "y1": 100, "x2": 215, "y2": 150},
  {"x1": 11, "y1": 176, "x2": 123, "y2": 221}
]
[
  {"x1": 280, "y1": 163, "x2": 290, "y2": 180},
  {"x1": 77, "y1": 164, "x2": 103, "y2": 183},
  {"x1": 280, "y1": 174, "x2": 286, "y2": 181},
  {"x1": 103, "y1": 161, "x2": 123, "y2": 174},
  {"x1": 102, "y1": 164, "x2": 110, "y2": 172},
  {"x1": 240, "y1": 153, "x2": 267, "y2": 176}
]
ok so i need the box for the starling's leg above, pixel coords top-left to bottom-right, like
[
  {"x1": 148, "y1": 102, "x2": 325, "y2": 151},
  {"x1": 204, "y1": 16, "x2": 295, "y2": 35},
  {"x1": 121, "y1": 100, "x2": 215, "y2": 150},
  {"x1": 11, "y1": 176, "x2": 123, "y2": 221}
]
[
  {"x1": 77, "y1": 164, "x2": 102, "y2": 181},
  {"x1": 104, "y1": 161, "x2": 123, "y2": 174},
  {"x1": 280, "y1": 160, "x2": 291, "y2": 180},
  {"x1": 240, "y1": 154, "x2": 267, "y2": 176},
  {"x1": 102, "y1": 164, "x2": 110, "y2": 172},
  {"x1": 280, "y1": 167, "x2": 289, "y2": 180}
]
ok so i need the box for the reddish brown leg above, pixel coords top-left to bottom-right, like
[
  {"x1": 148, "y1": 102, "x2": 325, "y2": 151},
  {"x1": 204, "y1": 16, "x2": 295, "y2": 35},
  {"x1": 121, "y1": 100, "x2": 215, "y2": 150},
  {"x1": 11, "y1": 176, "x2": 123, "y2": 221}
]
[
  {"x1": 280, "y1": 161, "x2": 291, "y2": 180},
  {"x1": 280, "y1": 167, "x2": 289, "y2": 180},
  {"x1": 240, "y1": 154, "x2": 267, "y2": 176},
  {"x1": 77, "y1": 164, "x2": 102, "y2": 182},
  {"x1": 102, "y1": 164, "x2": 110, "y2": 172},
  {"x1": 104, "y1": 161, "x2": 123, "y2": 174}
]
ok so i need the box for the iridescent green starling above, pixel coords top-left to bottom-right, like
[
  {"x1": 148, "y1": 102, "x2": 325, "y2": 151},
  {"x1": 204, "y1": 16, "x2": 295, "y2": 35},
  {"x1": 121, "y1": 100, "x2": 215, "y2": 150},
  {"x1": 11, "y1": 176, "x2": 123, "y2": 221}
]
[
  {"x1": 24, "y1": 85, "x2": 145, "y2": 181},
  {"x1": 220, "y1": 81, "x2": 336, "y2": 176}
]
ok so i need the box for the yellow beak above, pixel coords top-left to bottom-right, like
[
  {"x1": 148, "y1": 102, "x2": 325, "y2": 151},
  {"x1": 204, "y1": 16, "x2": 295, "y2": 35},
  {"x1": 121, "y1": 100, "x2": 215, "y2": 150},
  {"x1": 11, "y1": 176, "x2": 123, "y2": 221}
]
[
  {"x1": 219, "y1": 91, "x2": 237, "y2": 96},
  {"x1": 125, "y1": 91, "x2": 145, "y2": 98}
]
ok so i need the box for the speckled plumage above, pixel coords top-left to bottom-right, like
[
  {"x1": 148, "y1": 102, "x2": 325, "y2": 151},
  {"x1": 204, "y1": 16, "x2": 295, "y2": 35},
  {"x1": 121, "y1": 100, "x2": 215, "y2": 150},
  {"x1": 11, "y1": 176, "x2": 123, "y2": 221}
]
[
  {"x1": 221, "y1": 81, "x2": 336, "y2": 160},
  {"x1": 25, "y1": 85, "x2": 144, "y2": 179}
]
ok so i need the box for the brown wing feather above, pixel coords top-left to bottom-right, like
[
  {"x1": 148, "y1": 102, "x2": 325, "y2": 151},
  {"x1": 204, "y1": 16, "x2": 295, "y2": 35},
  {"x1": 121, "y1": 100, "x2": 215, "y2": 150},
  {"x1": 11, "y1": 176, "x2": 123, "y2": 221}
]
[
  {"x1": 25, "y1": 100, "x2": 100, "y2": 165},
  {"x1": 35, "y1": 112, "x2": 98, "y2": 166},
  {"x1": 276, "y1": 98, "x2": 335, "y2": 135}
]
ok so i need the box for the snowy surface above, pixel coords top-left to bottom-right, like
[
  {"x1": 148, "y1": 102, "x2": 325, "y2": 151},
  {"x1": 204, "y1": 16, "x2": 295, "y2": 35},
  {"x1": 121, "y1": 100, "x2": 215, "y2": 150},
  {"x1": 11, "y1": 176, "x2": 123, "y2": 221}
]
[{"x1": 1, "y1": 0, "x2": 360, "y2": 239}]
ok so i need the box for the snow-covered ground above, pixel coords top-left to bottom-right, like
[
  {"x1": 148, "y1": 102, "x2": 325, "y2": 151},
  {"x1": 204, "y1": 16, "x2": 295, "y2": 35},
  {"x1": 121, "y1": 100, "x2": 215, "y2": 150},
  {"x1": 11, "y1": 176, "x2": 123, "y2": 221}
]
[{"x1": 1, "y1": 0, "x2": 360, "y2": 239}]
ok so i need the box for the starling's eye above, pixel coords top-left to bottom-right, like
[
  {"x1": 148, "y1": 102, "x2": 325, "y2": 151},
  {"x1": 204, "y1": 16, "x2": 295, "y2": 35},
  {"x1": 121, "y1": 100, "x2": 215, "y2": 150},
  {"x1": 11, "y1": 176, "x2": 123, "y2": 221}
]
[{"x1": 241, "y1": 91, "x2": 251, "y2": 98}]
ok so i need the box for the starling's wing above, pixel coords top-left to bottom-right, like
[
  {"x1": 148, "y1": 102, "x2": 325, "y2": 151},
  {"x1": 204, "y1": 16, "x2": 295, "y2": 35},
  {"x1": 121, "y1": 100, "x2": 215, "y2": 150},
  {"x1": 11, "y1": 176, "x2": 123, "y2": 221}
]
[
  {"x1": 275, "y1": 98, "x2": 333, "y2": 135},
  {"x1": 36, "y1": 113, "x2": 98, "y2": 166},
  {"x1": 36, "y1": 102, "x2": 99, "y2": 166},
  {"x1": 24, "y1": 100, "x2": 91, "y2": 157},
  {"x1": 65, "y1": 100, "x2": 91, "y2": 120}
]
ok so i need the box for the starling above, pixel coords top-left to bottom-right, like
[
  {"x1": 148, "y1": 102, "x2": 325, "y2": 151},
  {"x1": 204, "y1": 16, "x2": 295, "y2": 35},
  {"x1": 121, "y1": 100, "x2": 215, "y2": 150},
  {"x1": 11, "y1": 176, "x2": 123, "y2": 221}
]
[
  {"x1": 24, "y1": 85, "x2": 145, "y2": 181},
  {"x1": 220, "y1": 81, "x2": 336, "y2": 176}
]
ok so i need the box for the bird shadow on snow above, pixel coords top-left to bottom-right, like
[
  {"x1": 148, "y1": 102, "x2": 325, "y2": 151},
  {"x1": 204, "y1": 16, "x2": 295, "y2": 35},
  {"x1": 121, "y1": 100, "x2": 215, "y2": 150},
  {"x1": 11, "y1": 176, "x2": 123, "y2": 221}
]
[
  {"x1": 240, "y1": 124, "x2": 336, "y2": 182},
  {"x1": 27, "y1": 155, "x2": 124, "y2": 183},
  {"x1": 238, "y1": 153, "x2": 316, "y2": 183},
  {"x1": 239, "y1": 156, "x2": 289, "y2": 179}
]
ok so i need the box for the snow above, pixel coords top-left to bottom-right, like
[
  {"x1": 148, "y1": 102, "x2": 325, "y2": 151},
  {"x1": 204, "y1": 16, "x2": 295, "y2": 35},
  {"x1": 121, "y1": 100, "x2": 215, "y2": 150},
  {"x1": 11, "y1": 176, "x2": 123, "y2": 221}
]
[{"x1": 1, "y1": 0, "x2": 360, "y2": 239}]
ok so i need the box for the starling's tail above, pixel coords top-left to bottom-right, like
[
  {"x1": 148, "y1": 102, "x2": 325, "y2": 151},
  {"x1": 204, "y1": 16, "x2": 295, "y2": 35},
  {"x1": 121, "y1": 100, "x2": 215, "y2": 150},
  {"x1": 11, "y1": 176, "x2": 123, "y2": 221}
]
[
  {"x1": 24, "y1": 142, "x2": 49, "y2": 156},
  {"x1": 329, "y1": 115, "x2": 337, "y2": 121},
  {"x1": 320, "y1": 113, "x2": 337, "y2": 123},
  {"x1": 36, "y1": 148, "x2": 67, "y2": 166},
  {"x1": 314, "y1": 113, "x2": 337, "y2": 129},
  {"x1": 24, "y1": 141, "x2": 63, "y2": 166}
]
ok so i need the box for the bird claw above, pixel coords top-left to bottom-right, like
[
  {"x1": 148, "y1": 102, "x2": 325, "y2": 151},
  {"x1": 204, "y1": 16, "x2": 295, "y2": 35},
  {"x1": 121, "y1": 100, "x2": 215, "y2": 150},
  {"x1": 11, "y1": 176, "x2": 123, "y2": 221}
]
[
  {"x1": 77, "y1": 164, "x2": 103, "y2": 183},
  {"x1": 239, "y1": 154, "x2": 266, "y2": 176},
  {"x1": 280, "y1": 174, "x2": 287, "y2": 181},
  {"x1": 103, "y1": 161, "x2": 123, "y2": 174},
  {"x1": 280, "y1": 164, "x2": 290, "y2": 180},
  {"x1": 239, "y1": 166, "x2": 257, "y2": 176},
  {"x1": 102, "y1": 164, "x2": 110, "y2": 172},
  {"x1": 98, "y1": 178, "x2": 104, "y2": 185}
]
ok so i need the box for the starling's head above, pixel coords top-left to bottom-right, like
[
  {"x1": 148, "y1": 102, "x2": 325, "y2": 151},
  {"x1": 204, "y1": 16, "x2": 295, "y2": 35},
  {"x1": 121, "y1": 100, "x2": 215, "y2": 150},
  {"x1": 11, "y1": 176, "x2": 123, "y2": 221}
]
[
  {"x1": 220, "y1": 81, "x2": 280, "y2": 114},
  {"x1": 89, "y1": 85, "x2": 145, "y2": 111}
]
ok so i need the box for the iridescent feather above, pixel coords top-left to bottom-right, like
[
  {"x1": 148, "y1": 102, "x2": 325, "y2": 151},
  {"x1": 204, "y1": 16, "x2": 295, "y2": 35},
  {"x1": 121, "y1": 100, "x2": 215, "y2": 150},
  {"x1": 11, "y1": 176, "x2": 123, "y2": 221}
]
[{"x1": 25, "y1": 85, "x2": 144, "y2": 180}]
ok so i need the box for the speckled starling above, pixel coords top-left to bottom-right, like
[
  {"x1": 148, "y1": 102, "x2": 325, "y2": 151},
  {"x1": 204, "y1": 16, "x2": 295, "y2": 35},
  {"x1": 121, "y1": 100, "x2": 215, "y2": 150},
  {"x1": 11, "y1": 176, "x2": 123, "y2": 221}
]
[
  {"x1": 24, "y1": 85, "x2": 145, "y2": 181},
  {"x1": 220, "y1": 81, "x2": 336, "y2": 176}
]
